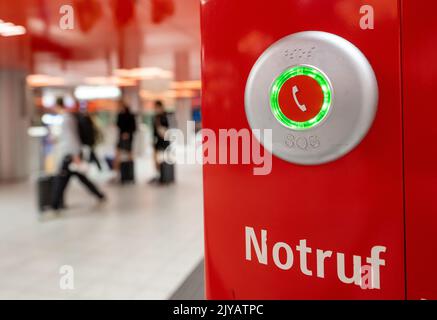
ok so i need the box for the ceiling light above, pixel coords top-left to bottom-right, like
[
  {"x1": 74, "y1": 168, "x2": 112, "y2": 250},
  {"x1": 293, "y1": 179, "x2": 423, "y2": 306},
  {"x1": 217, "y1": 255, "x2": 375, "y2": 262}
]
[
  {"x1": 27, "y1": 75, "x2": 65, "y2": 87},
  {"x1": 140, "y1": 89, "x2": 196, "y2": 100},
  {"x1": 171, "y1": 80, "x2": 202, "y2": 90},
  {"x1": 28, "y1": 126, "x2": 49, "y2": 138},
  {"x1": 75, "y1": 86, "x2": 121, "y2": 100},
  {"x1": 0, "y1": 19, "x2": 26, "y2": 37},
  {"x1": 115, "y1": 67, "x2": 173, "y2": 80},
  {"x1": 84, "y1": 76, "x2": 137, "y2": 87}
]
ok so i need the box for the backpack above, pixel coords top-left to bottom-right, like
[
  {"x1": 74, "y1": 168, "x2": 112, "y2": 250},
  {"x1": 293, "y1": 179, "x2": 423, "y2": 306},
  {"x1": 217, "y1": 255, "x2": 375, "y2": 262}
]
[{"x1": 76, "y1": 113, "x2": 96, "y2": 146}]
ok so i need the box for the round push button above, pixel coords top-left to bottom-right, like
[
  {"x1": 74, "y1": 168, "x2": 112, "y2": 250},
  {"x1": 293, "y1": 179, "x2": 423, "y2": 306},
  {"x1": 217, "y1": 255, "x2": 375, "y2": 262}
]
[
  {"x1": 270, "y1": 65, "x2": 332, "y2": 130},
  {"x1": 245, "y1": 31, "x2": 379, "y2": 165}
]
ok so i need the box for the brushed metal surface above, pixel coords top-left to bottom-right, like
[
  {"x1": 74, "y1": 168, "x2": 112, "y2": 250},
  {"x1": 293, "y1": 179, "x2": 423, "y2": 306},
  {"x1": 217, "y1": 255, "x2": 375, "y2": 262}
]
[{"x1": 245, "y1": 31, "x2": 379, "y2": 165}]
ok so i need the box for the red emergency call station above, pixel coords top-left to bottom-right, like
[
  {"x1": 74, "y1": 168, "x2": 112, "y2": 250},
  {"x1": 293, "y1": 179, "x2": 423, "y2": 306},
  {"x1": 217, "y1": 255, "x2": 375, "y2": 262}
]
[{"x1": 200, "y1": 0, "x2": 437, "y2": 299}]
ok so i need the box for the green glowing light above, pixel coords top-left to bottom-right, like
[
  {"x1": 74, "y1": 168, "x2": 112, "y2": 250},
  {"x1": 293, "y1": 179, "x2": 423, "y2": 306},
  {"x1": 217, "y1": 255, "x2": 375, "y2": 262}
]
[{"x1": 270, "y1": 65, "x2": 332, "y2": 130}]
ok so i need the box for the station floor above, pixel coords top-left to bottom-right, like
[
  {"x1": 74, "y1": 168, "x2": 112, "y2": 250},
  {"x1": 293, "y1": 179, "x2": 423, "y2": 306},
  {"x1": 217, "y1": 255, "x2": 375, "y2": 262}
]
[{"x1": 0, "y1": 157, "x2": 204, "y2": 299}]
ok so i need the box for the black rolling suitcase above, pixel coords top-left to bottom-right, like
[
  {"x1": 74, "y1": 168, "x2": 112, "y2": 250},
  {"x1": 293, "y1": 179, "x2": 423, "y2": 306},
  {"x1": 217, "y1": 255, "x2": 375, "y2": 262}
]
[
  {"x1": 160, "y1": 161, "x2": 175, "y2": 184},
  {"x1": 120, "y1": 161, "x2": 135, "y2": 184},
  {"x1": 37, "y1": 175, "x2": 54, "y2": 211}
]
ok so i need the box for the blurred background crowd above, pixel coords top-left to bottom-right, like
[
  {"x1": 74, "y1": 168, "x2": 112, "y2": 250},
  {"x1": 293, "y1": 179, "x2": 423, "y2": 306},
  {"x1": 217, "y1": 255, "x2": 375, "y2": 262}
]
[{"x1": 0, "y1": 0, "x2": 204, "y2": 300}]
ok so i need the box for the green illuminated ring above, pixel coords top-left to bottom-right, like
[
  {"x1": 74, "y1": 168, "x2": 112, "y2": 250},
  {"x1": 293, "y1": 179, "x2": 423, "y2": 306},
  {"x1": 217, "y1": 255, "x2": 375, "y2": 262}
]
[{"x1": 270, "y1": 65, "x2": 332, "y2": 131}]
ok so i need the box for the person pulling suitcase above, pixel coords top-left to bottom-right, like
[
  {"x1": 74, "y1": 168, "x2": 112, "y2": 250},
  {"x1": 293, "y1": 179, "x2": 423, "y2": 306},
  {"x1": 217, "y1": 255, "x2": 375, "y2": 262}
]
[{"x1": 50, "y1": 98, "x2": 106, "y2": 212}]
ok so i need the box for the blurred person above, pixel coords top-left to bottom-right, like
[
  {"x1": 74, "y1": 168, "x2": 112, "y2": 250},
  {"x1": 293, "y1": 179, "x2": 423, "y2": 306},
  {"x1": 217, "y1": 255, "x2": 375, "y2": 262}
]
[
  {"x1": 51, "y1": 98, "x2": 106, "y2": 211},
  {"x1": 149, "y1": 100, "x2": 171, "y2": 183},
  {"x1": 114, "y1": 102, "x2": 137, "y2": 173},
  {"x1": 76, "y1": 107, "x2": 103, "y2": 171}
]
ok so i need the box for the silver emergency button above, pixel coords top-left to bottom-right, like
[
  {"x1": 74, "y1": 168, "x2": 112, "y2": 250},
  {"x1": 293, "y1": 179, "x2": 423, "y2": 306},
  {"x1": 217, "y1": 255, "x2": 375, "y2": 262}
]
[{"x1": 245, "y1": 31, "x2": 378, "y2": 165}]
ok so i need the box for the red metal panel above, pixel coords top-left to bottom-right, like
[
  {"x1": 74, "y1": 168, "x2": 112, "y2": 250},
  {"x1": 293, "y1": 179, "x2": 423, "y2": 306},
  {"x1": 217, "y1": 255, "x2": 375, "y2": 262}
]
[
  {"x1": 402, "y1": 0, "x2": 437, "y2": 300},
  {"x1": 201, "y1": 0, "x2": 404, "y2": 299}
]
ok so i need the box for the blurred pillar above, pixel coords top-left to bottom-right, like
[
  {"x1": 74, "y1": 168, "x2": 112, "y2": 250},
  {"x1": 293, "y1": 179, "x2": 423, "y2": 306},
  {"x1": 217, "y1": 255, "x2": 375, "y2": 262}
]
[
  {"x1": 174, "y1": 51, "x2": 192, "y2": 141},
  {"x1": 0, "y1": 36, "x2": 31, "y2": 181}
]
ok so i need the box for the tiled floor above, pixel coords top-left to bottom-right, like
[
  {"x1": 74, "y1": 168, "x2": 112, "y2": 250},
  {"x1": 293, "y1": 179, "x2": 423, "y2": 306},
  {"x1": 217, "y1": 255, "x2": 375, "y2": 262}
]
[{"x1": 0, "y1": 157, "x2": 204, "y2": 300}]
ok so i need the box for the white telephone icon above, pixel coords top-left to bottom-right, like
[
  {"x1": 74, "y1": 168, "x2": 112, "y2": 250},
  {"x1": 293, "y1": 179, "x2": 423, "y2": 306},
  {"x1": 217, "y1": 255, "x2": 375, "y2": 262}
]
[{"x1": 292, "y1": 85, "x2": 307, "y2": 112}]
